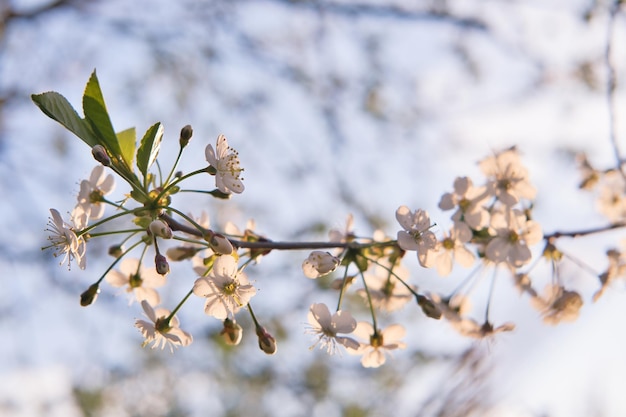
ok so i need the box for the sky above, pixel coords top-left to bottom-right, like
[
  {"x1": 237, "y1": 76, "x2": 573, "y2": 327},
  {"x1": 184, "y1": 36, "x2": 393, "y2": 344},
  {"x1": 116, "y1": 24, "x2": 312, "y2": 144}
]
[{"x1": 1, "y1": 0, "x2": 626, "y2": 416}]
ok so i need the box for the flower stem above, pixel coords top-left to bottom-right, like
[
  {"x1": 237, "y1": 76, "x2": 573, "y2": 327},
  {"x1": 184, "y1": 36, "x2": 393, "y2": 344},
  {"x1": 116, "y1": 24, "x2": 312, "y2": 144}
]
[
  {"x1": 358, "y1": 269, "x2": 378, "y2": 332},
  {"x1": 167, "y1": 288, "x2": 194, "y2": 322}
]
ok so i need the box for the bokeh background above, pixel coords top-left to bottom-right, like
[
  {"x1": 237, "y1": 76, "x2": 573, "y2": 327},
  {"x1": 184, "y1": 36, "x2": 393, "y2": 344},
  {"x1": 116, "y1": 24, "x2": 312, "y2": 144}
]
[{"x1": 2, "y1": 0, "x2": 626, "y2": 416}]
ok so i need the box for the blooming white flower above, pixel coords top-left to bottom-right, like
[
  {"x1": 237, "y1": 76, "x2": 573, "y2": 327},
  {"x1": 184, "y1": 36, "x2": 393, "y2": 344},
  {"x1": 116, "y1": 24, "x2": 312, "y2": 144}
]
[
  {"x1": 225, "y1": 219, "x2": 270, "y2": 262},
  {"x1": 302, "y1": 251, "x2": 341, "y2": 279},
  {"x1": 428, "y1": 292, "x2": 472, "y2": 324},
  {"x1": 479, "y1": 147, "x2": 536, "y2": 206},
  {"x1": 455, "y1": 319, "x2": 515, "y2": 339},
  {"x1": 349, "y1": 322, "x2": 406, "y2": 368},
  {"x1": 594, "y1": 248, "x2": 626, "y2": 301},
  {"x1": 426, "y1": 224, "x2": 476, "y2": 276},
  {"x1": 531, "y1": 284, "x2": 583, "y2": 325},
  {"x1": 329, "y1": 214, "x2": 355, "y2": 244},
  {"x1": 395, "y1": 206, "x2": 437, "y2": 267},
  {"x1": 205, "y1": 134, "x2": 245, "y2": 194},
  {"x1": 77, "y1": 165, "x2": 115, "y2": 220},
  {"x1": 485, "y1": 208, "x2": 543, "y2": 267},
  {"x1": 596, "y1": 170, "x2": 626, "y2": 222},
  {"x1": 193, "y1": 254, "x2": 256, "y2": 319},
  {"x1": 576, "y1": 153, "x2": 600, "y2": 190},
  {"x1": 135, "y1": 300, "x2": 192, "y2": 352},
  {"x1": 306, "y1": 303, "x2": 359, "y2": 354},
  {"x1": 439, "y1": 176, "x2": 490, "y2": 230},
  {"x1": 357, "y1": 261, "x2": 413, "y2": 312},
  {"x1": 45, "y1": 208, "x2": 87, "y2": 270},
  {"x1": 105, "y1": 258, "x2": 166, "y2": 305}
]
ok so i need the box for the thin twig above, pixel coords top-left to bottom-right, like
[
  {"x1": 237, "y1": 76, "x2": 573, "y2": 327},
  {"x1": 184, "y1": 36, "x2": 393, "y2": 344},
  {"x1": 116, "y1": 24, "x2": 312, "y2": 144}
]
[
  {"x1": 543, "y1": 221, "x2": 626, "y2": 240},
  {"x1": 605, "y1": 2, "x2": 626, "y2": 177},
  {"x1": 160, "y1": 212, "x2": 396, "y2": 251}
]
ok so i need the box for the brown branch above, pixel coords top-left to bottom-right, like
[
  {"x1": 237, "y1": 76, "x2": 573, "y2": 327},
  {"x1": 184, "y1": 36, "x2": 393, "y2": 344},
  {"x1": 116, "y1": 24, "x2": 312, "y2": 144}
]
[
  {"x1": 160, "y1": 212, "x2": 396, "y2": 251},
  {"x1": 544, "y1": 221, "x2": 626, "y2": 240}
]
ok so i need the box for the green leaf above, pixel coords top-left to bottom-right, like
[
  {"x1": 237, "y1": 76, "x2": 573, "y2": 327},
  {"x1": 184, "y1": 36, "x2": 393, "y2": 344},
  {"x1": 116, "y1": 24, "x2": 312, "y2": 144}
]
[
  {"x1": 137, "y1": 122, "x2": 164, "y2": 178},
  {"x1": 116, "y1": 127, "x2": 136, "y2": 169},
  {"x1": 82, "y1": 70, "x2": 122, "y2": 157},
  {"x1": 31, "y1": 92, "x2": 99, "y2": 147}
]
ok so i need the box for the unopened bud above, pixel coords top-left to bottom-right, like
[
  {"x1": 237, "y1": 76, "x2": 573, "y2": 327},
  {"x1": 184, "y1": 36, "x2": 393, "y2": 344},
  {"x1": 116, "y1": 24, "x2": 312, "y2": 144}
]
[
  {"x1": 80, "y1": 283, "x2": 100, "y2": 306},
  {"x1": 108, "y1": 244, "x2": 124, "y2": 257},
  {"x1": 208, "y1": 189, "x2": 232, "y2": 199},
  {"x1": 166, "y1": 246, "x2": 197, "y2": 261},
  {"x1": 416, "y1": 294, "x2": 442, "y2": 320},
  {"x1": 179, "y1": 125, "x2": 193, "y2": 147},
  {"x1": 255, "y1": 325, "x2": 277, "y2": 355},
  {"x1": 204, "y1": 231, "x2": 233, "y2": 255},
  {"x1": 91, "y1": 145, "x2": 111, "y2": 166},
  {"x1": 149, "y1": 219, "x2": 173, "y2": 239},
  {"x1": 155, "y1": 254, "x2": 170, "y2": 276},
  {"x1": 220, "y1": 318, "x2": 243, "y2": 346}
]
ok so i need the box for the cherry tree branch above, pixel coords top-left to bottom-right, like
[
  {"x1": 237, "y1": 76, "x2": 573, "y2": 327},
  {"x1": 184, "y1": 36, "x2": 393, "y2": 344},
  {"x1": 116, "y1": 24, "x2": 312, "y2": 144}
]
[
  {"x1": 160, "y1": 212, "x2": 397, "y2": 250},
  {"x1": 544, "y1": 221, "x2": 626, "y2": 240}
]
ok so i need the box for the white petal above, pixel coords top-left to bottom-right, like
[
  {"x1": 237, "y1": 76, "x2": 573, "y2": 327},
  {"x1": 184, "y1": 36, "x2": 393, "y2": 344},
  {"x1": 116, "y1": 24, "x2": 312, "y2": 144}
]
[
  {"x1": 395, "y1": 206, "x2": 414, "y2": 231},
  {"x1": 331, "y1": 310, "x2": 356, "y2": 333},
  {"x1": 308, "y1": 303, "x2": 332, "y2": 328},
  {"x1": 205, "y1": 144, "x2": 217, "y2": 166}
]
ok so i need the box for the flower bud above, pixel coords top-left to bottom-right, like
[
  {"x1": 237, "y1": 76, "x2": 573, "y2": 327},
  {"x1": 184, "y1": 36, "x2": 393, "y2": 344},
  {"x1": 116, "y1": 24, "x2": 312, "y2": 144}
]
[
  {"x1": 166, "y1": 246, "x2": 197, "y2": 261},
  {"x1": 204, "y1": 231, "x2": 233, "y2": 255},
  {"x1": 255, "y1": 325, "x2": 277, "y2": 355},
  {"x1": 155, "y1": 253, "x2": 170, "y2": 276},
  {"x1": 416, "y1": 294, "x2": 442, "y2": 320},
  {"x1": 91, "y1": 145, "x2": 111, "y2": 166},
  {"x1": 220, "y1": 318, "x2": 243, "y2": 346},
  {"x1": 208, "y1": 188, "x2": 231, "y2": 199},
  {"x1": 149, "y1": 219, "x2": 173, "y2": 239},
  {"x1": 179, "y1": 124, "x2": 193, "y2": 147},
  {"x1": 80, "y1": 283, "x2": 100, "y2": 306},
  {"x1": 302, "y1": 251, "x2": 340, "y2": 279},
  {"x1": 108, "y1": 244, "x2": 124, "y2": 258}
]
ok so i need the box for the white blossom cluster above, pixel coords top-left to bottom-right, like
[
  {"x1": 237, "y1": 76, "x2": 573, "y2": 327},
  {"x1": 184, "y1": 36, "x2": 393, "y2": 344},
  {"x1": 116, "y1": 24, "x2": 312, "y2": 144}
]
[{"x1": 38, "y1": 74, "x2": 626, "y2": 367}]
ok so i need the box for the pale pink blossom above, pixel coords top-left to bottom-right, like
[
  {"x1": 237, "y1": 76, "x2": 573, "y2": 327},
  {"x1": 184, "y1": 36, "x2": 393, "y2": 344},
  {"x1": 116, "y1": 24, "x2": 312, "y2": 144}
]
[
  {"x1": 357, "y1": 261, "x2": 413, "y2": 312},
  {"x1": 302, "y1": 251, "x2": 340, "y2": 278},
  {"x1": 531, "y1": 284, "x2": 583, "y2": 325},
  {"x1": 77, "y1": 165, "x2": 115, "y2": 219},
  {"x1": 439, "y1": 176, "x2": 490, "y2": 230},
  {"x1": 479, "y1": 147, "x2": 536, "y2": 206},
  {"x1": 596, "y1": 170, "x2": 626, "y2": 222},
  {"x1": 205, "y1": 134, "x2": 244, "y2": 194},
  {"x1": 135, "y1": 300, "x2": 192, "y2": 352},
  {"x1": 106, "y1": 258, "x2": 166, "y2": 306},
  {"x1": 594, "y1": 248, "x2": 626, "y2": 301},
  {"x1": 426, "y1": 224, "x2": 476, "y2": 276},
  {"x1": 306, "y1": 303, "x2": 359, "y2": 354},
  {"x1": 395, "y1": 206, "x2": 437, "y2": 267},
  {"x1": 455, "y1": 319, "x2": 515, "y2": 339},
  {"x1": 45, "y1": 208, "x2": 87, "y2": 270},
  {"x1": 349, "y1": 322, "x2": 406, "y2": 368},
  {"x1": 485, "y1": 209, "x2": 543, "y2": 267},
  {"x1": 193, "y1": 255, "x2": 256, "y2": 319}
]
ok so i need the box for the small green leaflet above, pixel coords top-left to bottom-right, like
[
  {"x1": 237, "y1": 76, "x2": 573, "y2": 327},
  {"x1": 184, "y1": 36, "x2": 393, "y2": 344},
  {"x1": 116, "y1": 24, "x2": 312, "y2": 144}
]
[
  {"x1": 117, "y1": 127, "x2": 136, "y2": 169},
  {"x1": 137, "y1": 122, "x2": 164, "y2": 179},
  {"x1": 31, "y1": 91, "x2": 100, "y2": 148},
  {"x1": 82, "y1": 70, "x2": 122, "y2": 158}
]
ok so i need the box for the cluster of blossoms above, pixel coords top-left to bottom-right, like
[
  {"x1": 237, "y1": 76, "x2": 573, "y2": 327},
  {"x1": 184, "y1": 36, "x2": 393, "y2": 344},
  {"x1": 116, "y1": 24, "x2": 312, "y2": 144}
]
[{"x1": 36, "y1": 72, "x2": 626, "y2": 367}]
